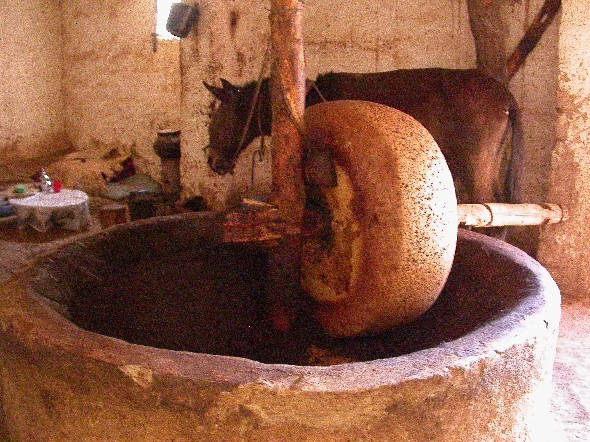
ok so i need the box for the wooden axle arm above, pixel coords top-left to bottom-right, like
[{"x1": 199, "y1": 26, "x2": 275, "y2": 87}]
[
  {"x1": 458, "y1": 203, "x2": 568, "y2": 228},
  {"x1": 227, "y1": 201, "x2": 568, "y2": 244}
]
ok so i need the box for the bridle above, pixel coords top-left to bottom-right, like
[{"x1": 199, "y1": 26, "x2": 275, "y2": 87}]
[
  {"x1": 212, "y1": 40, "x2": 327, "y2": 182},
  {"x1": 232, "y1": 40, "x2": 272, "y2": 172},
  {"x1": 247, "y1": 80, "x2": 327, "y2": 189}
]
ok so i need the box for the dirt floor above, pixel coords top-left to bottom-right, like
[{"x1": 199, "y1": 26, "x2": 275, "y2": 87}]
[
  {"x1": 0, "y1": 200, "x2": 588, "y2": 440},
  {"x1": 550, "y1": 301, "x2": 590, "y2": 440}
]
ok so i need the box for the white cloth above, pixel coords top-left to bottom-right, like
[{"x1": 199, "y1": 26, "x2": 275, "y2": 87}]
[{"x1": 9, "y1": 189, "x2": 90, "y2": 232}]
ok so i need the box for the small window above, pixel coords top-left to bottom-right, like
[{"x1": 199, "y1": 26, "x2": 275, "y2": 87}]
[{"x1": 156, "y1": 0, "x2": 178, "y2": 40}]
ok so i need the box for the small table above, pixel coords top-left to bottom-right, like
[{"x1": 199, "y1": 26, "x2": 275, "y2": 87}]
[{"x1": 9, "y1": 189, "x2": 90, "y2": 232}]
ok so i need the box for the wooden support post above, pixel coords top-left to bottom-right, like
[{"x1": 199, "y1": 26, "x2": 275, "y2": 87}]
[
  {"x1": 269, "y1": 0, "x2": 306, "y2": 224},
  {"x1": 506, "y1": 0, "x2": 561, "y2": 80},
  {"x1": 267, "y1": 0, "x2": 306, "y2": 332}
]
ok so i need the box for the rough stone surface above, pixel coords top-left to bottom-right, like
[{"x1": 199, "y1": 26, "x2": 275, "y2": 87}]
[
  {"x1": 0, "y1": 214, "x2": 560, "y2": 441},
  {"x1": 302, "y1": 101, "x2": 458, "y2": 336}
]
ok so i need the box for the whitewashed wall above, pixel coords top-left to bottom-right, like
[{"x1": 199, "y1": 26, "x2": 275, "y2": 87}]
[
  {"x1": 466, "y1": 0, "x2": 559, "y2": 254},
  {"x1": 0, "y1": 0, "x2": 66, "y2": 162},
  {"x1": 538, "y1": 0, "x2": 590, "y2": 303},
  {"x1": 60, "y1": 0, "x2": 182, "y2": 179}
]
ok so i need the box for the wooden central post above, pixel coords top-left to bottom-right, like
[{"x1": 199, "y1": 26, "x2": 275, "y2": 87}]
[
  {"x1": 270, "y1": 0, "x2": 306, "y2": 222},
  {"x1": 267, "y1": 0, "x2": 306, "y2": 332}
]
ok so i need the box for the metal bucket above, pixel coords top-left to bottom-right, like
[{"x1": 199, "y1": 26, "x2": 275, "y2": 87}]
[{"x1": 166, "y1": 3, "x2": 199, "y2": 38}]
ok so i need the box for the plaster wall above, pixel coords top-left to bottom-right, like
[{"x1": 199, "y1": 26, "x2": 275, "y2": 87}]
[
  {"x1": 506, "y1": 1, "x2": 559, "y2": 209},
  {"x1": 467, "y1": 0, "x2": 559, "y2": 254},
  {"x1": 61, "y1": 0, "x2": 182, "y2": 180},
  {"x1": 180, "y1": 0, "x2": 477, "y2": 210},
  {"x1": 0, "y1": 0, "x2": 66, "y2": 162},
  {"x1": 538, "y1": 0, "x2": 590, "y2": 303}
]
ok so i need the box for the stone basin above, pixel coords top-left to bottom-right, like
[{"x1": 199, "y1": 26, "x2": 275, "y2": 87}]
[{"x1": 0, "y1": 212, "x2": 560, "y2": 441}]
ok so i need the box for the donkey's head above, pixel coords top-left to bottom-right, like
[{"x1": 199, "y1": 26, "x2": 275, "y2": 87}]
[{"x1": 203, "y1": 78, "x2": 270, "y2": 175}]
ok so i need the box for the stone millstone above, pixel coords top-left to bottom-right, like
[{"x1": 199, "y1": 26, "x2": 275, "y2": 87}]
[{"x1": 302, "y1": 100, "x2": 458, "y2": 337}]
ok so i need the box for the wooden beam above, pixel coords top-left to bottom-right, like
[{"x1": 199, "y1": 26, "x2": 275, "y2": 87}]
[
  {"x1": 269, "y1": 0, "x2": 306, "y2": 226},
  {"x1": 266, "y1": 0, "x2": 306, "y2": 332},
  {"x1": 506, "y1": 0, "x2": 561, "y2": 80},
  {"x1": 458, "y1": 203, "x2": 567, "y2": 227}
]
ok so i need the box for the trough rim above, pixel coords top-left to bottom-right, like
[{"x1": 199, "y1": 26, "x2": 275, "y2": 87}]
[{"x1": 0, "y1": 212, "x2": 561, "y2": 392}]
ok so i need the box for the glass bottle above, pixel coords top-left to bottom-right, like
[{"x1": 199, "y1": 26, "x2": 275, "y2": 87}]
[{"x1": 40, "y1": 168, "x2": 53, "y2": 193}]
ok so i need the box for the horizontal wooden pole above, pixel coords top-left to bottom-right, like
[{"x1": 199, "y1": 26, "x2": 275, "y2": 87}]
[
  {"x1": 235, "y1": 200, "x2": 568, "y2": 233},
  {"x1": 458, "y1": 203, "x2": 568, "y2": 228}
]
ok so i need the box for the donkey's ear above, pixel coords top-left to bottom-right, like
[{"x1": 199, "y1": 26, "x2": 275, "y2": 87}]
[
  {"x1": 203, "y1": 79, "x2": 238, "y2": 101},
  {"x1": 203, "y1": 81, "x2": 224, "y2": 100},
  {"x1": 203, "y1": 80, "x2": 236, "y2": 101},
  {"x1": 305, "y1": 79, "x2": 314, "y2": 96},
  {"x1": 220, "y1": 78, "x2": 236, "y2": 91}
]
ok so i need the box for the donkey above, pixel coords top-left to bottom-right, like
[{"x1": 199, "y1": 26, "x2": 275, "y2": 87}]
[
  {"x1": 204, "y1": 68, "x2": 521, "y2": 205},
  {"x1": 202, "y1": 0, "x2": 564, "y2": 205}
]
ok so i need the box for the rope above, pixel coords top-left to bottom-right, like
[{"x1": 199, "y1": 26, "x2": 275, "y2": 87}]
[
  {"x1": 310, "y1": 80, "x2": 327, "y2": 103},
  {"x1": 234, "y1": 38, "x2": 272, "y2": 167},
  {"x1": 274, "y1": 74, "x2": 307, "y2": 138},
  {"x1": 248, "y1": 38, "x2": 272, "y2": 191},
  {"x1": 248, "y1": 22, "x2": 326, "y2": 190}
]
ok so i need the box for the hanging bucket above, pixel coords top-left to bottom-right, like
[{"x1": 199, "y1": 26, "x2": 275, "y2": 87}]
[{"x1": 166, "y1": 3, "x2": 199, "y2": 38}]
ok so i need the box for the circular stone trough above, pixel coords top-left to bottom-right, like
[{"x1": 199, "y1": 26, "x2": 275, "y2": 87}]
[{"x1": 0, "y1": 212, "x2": 560, "y2": 441}]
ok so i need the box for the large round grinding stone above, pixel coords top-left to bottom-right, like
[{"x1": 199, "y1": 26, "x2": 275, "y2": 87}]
[{"x1": 302, "y1": 100, "x2": 458, "y2": 337}]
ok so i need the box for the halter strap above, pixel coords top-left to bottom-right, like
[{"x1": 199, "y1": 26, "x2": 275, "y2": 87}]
[
  {"x1": 230, "y1": 41, "x2": 272, "y2": 166},
  {"x1": 308, "y1": 80, "x2": 327, "y2": 103}
]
